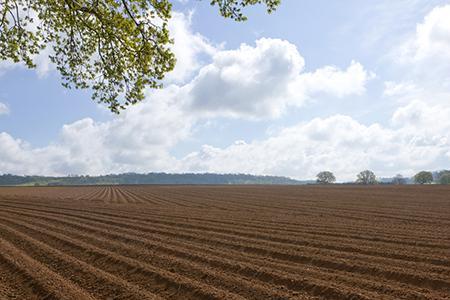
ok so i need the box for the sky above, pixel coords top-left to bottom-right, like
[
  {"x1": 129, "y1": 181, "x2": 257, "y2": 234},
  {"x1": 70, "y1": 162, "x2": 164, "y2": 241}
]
[{"x1": 1, "y1": 0, "x2": 450, "y2": 181}]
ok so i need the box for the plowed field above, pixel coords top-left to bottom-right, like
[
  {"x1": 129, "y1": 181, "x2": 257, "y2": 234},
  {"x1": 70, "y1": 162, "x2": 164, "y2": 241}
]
[{"x1": 0, "y1": 185, "x2": 449, "y2": 300}]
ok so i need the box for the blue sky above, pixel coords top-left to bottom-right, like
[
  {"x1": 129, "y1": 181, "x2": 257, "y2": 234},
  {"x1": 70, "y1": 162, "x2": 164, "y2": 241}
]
[{"x1": 1, "y1": 0, "x2": 450, "y2": 180}]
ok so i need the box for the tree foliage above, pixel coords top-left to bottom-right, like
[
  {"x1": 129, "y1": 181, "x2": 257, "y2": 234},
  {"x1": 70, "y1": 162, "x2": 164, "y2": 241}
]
[
  {"x1": 316, "y1": 171, "x2": 336, "y2": 184},
  {"x1": 391, "y1": 174, "x2": 406, "y2": 185},
  {"x1": 437, "y1": 170, "x2": 450, "y2": 185},
  {"x1": 0, "y1": 0, "x2": 280, "y2": 113},
  {"x1": 439, "y1": 173, "x2": 450, "y2": 185},
  {"x1": 414, "y1": 171, "x2": 433, "y2": 185},
  {"x1": 356, "y1": 170, "x2": 377, "y2": 185},
  {"x1": 210, "y1": 0, "x2": 280, "y2": 21}
]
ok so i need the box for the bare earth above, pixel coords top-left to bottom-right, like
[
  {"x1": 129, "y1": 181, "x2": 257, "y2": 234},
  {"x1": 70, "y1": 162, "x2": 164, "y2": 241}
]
[{"x1": 0, "y1": 185, "x2": 449, "y2": 300}]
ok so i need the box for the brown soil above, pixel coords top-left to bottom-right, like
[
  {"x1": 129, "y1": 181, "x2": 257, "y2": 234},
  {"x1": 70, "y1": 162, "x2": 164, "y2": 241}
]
[{"x1": 0, "y1": 185, "x2": 449, "y2": 299}]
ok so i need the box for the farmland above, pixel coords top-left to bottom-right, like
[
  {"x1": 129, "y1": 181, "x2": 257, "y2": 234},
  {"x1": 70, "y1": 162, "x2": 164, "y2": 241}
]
[{"x1": 0, "y1": 185, "x2": 449, "y2": 299}]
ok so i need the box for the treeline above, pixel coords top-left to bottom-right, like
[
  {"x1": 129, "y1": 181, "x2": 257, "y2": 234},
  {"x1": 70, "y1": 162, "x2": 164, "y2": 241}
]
[
  {"x1": 316, "y1": 170, "x2": 450, "y2": 185},
  {"x1": 0, "y1": 173, "x2": 303, "y2": 186},
  {"x1": 1, "y1": 170, "x2": 449, "y2": 187},
  {"x1": 434, "y1": 170, "x2": 450, "y2": 184}
]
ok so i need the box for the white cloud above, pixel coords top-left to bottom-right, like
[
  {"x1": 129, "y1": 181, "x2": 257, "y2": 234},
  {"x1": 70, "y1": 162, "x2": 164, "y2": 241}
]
[
  {"x1": 0, "y1": 51, "x2": 53, "y2": 78},
  {"x1": 385, "y1": 5, "x2": 450, "y2": 121},
  {"x1": 12, "y1": 10, "x2": 449, "y2": 181},
  {"x1": 3, "y1": 100, "x2": 449, "y2": 179},
  {"x1": 383, "y1": 81, "x2": 420, "y2": 98},
  {"x1": 186, "y1": 38, "x2": 304, "y2": 119},
  {"x1": 296, "y1": 61, "x2": 373, "y2": 98},
  {"x1": 0, "y1": 16, "x2": 374, "y2": 177},
  {"x1": 163, "y1": 6, "x2": 450, "y2": 182},
  {"x1": 412, "y1": 5, "x2": 450, "y2": 61},
  {"x1": 181, "y1": 116, "x2": 389, "y2": 180},
  {"x1": 180, "y1": 110, "x2": 450, "y2": 181},
  {"x1": 0, "y1": 11, "x2": 210, "y2": 175},
  {"x1": 0, "y1": 102, "x2": 9, "y2": 115},
  {"x1": 392, "y1": 100, "x2": 450, "y2": 135},
  {"x1": 186, "y1": 38, "x2": 372, "y2": 119},
  {"x1": 33, "y1": 47, "x2": 55, "y2": 78},
  {"x1": 396, "y1": 4, "x2": 450, "y2": 85},
  {"x1": 165, "y1": 11, "x2": 218, "y2": 83},
  {"x1": 0, "y1": 86, "x2": 191, "y2": 175},
  {"x1": 0, "y1": 133, "x2": 33, "y2": 174},
  {"x1": 0, "y1": 41, "x2": 374, "y2": 177}
]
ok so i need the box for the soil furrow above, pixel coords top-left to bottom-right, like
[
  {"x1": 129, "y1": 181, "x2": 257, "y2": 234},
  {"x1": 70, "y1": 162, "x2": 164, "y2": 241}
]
[
  {"x1": 0, "y1": 207, "x2": 446, "y2": 299},
  {"x1": 0, "y1": 237, "x2": 96, "y2": 300},
  {"x1": 1, "y1": 185, "x2": 449, "y2": 300},
  {"x1": 0, "y1": 210, "x2": 396, "y2": 300},
  {"x1": 0, "y1": 215, "x2": 247, "y2": 300}
]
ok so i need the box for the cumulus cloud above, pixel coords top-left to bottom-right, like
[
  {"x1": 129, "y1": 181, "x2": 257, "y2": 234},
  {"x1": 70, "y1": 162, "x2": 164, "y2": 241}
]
[
  {"x1": 186, "y1": 38, "x2": 304, "y2": 119},
  {"x1": 0, "y1": 50, "x2": 54, "y2": 78},
  {"x1": 396, "y1": 4, "x2": 450, "y2": 85},
  {"x1": 0, "y1": 11, "x2": 210, "y2": 175},
  {"x1": 386, "y1": 5, "x2": 450, "y2": 119},
  {"x1": 180, "y1": 111, "x2": 450, "y2": 181},
  {"x1": 296, "y1": 61, "x2": 373, "y2": 98},
  {"x1": 410, "y1": 5, "x2": 450, "y2": 61},
  {"x1": 12, "y1": 9, "x2": 450, "y2": 181},
  {"x1": 0, "y1": 25, "x2": 375, "y2": 177},
  {"x1": 383, "y1": 81, "x2": 420, "y2": 98},
  {"x1": 165, "y1": 11, "x2": 218, "y2": 83},
  {"x1": 0, "y1": 87, "x2": 191, "y2": 175},
  {"x1": 0, "y1": 37, "x2": 374, "y2": 176},
  {"x1": 3, "y1": 101, "x2": 449, "y2": 180},
  {"x1": 0, "y1": 102, "x2": 9, "y2": 115},
  {"x1": 186, "y1": 39, "x2": 372, "y2": 119},
  {"x1": 173, "y1": 6, "x2": 450, "y2": 182},
  {"x1": 392, "y1": 100, "x2": 450, "y2": 135}
]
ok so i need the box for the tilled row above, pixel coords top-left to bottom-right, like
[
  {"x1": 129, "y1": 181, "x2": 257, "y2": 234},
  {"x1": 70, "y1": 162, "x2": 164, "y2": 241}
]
[
  {"x1": 0, "y1": 185, "x2": 449, "y2": 300},
  {"x1": 1, "y1": 195, "x2": 447, "y2": 251},
  {"x1": 1, "y1": 200, "x2": 448, "y2": 267},
  {"x1": 0, "y1": 202, "x2": 446, "y2": 298},
  {"x1": 0, "y1": 211, "x2": 412, "y2": 300},
  {"x1": 0, "y1": 208, "x2": 398, "y2": 297}
]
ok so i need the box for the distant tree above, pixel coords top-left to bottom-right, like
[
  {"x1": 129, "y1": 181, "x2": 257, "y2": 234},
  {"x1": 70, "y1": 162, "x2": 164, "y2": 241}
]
[
  {"x1": 391, "y1": 174, "x2": 406, "y2": 185},
  {"x1": 316, "y1": 171, "x2": 336, "y2": 184},
  {"x1": 414, "y1": 171, "x2": 433, "y2": 184},
  {"x1": 438, "y1": 171, "x2": 450, "y2": 185},
  {"x1": 356, "y1": 170, "x2": 377, "y2": 185}
]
